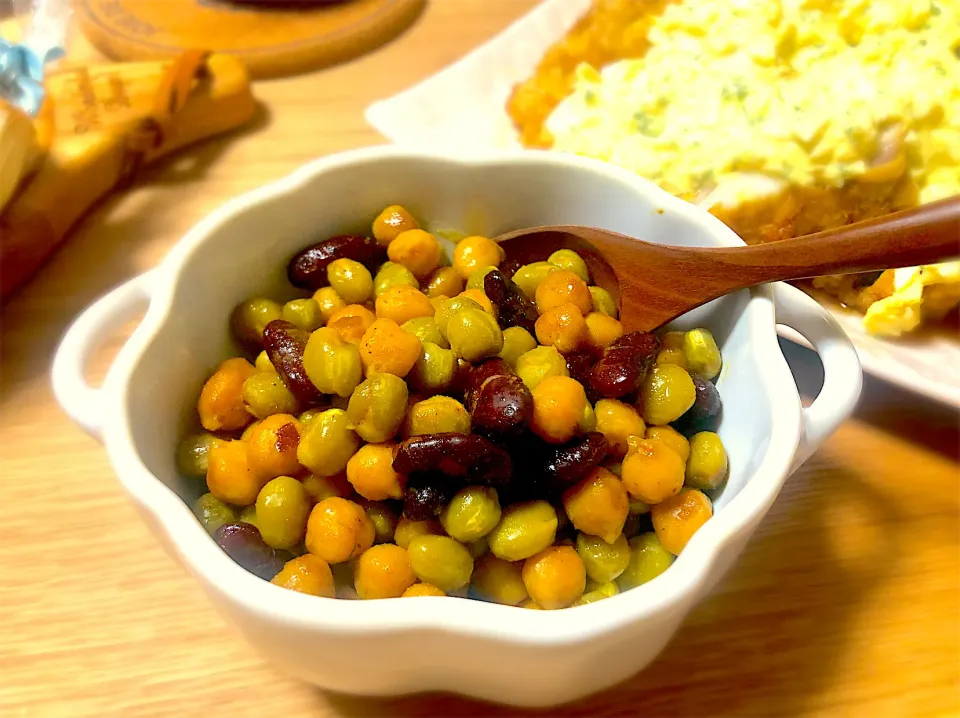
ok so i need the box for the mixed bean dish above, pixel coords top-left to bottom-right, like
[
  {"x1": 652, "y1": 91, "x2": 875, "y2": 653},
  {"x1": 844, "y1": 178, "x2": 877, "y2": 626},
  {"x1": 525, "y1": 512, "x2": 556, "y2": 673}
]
[{"x1": 179, "y1": 205, "x2": 728, "y2": 609}]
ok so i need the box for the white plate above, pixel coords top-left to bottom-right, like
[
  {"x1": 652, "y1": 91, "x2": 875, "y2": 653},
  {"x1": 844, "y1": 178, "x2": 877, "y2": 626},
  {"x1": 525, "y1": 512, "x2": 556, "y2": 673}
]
[{"x1": 365, "y1": 0, "x2": 960, "y2": 408}]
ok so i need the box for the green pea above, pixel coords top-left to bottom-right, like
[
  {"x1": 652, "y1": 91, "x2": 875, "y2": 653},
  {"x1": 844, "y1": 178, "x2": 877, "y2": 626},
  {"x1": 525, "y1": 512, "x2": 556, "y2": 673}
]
[
  {"x1": 231, "y1": 298, "x2": 282, "y2": 350},
  {"x1": 297, "y1": 408, "x2": 359, "y2": 477},
  {"x1": 446, "y1": 307, "x2": 503, "y2": 362},
  {"x1": 327, "y1": 258, "x2": 373, "y2": 304},
  {"x1": 363, "y1": 501, "x2": 399, "y2": 544},
  {"x1": 576, "y1": 532, "x2": 631, "y2": 583},
  {"x1": 617, "y1": 532, "x2": 674, "y2": 591},
  {"x1": 402, "y1": 317, "x2": 449, "y2": 348},
  {"x1": 346, "y1": 373, "x2": 409, "y2": 443},
  {"x1": 404, "y1": 395, "x2": 470, "y2": 436},
  {"x1": 410, "y1": 341, "x2": 457, "y2": 394},
  {"x1": 487, "y1": 501, "x2": 558, "y2": 562},
  {"x1": 498, "y1": 327, "x2": 537, "y2": 369},
  {"x1": 512, "y1": 262, "x2": 558, "y2": 299},
  {"x1": 515, "y1": 345, "x2": 569, "y2": 391},
  {"x1": 548, "y1": 249, "x2": 589, "y2": 283},
  {"x1": 242, "y1": 371, "x2": 298, "y2": 419},
  {"x1": 282, "y1": 298, "x2": 323, "y2": 332},
  {"x1": 193, "y1": 493, "x2": 236, "y2": 534},
  {"x1": 177, "y1": 432, "x2": 223, "y2": 479},
  {"x1": 683, "y1": 328, "x2": 722, "y2": 380},
  {"x1": 256, "y1": 476, "x2": 310, "y2": 550},
  {"x1": 685, "y1": 431, "x2": 728, "y2": 490},
  {"x1": 589, "y1": 286, "x2": 618, "y2": 318},
  {"x1": 434, "y1": 296, "x2": 484, "y2": 338},
  {"x1": 575, "y1": 580, "x2": 619, "y2": 605},
  {"x1": 375, "y1": 262, "x2": 419, "y2": 298},
  {"x1": 407, "y1": 535, "x2": 474, "y2": 592},
  {"x1": 466, "y1": 266, "x2": 498, "y2": 291},
  {"x1": 302, "y1": 327, "x2": 363, "y2": 398},
  {"x1": 440, "y1": 486, "x2": 502, "y2": 543}
]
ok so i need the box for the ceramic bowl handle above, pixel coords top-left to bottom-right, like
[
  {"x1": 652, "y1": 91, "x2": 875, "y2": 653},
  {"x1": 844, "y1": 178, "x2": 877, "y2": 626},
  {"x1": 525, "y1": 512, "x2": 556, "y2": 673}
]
[
  {"x1": 51, "y1": 272, "x2": 155, "y2": 442},
  {"x1": 773, "y1": 283, "x2": 863, "y2": 471}
]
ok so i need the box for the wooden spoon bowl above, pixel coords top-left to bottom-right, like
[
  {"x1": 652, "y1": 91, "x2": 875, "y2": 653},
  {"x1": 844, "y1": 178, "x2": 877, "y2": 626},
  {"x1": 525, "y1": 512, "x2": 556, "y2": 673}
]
[{"x1": 496, "y1": 195, "x2": 960, "y2": 332}]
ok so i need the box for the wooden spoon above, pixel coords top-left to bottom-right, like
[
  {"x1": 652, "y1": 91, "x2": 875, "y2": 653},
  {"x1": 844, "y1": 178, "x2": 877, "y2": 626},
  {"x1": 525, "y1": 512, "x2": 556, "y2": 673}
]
[{"x1": 495, "y1": 195, "x2": 960, "y2": 332}]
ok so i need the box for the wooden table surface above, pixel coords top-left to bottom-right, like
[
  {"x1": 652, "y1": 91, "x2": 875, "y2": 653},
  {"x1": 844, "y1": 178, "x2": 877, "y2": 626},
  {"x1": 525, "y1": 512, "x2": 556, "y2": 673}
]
[{"x1": 1, "y1": 2, "x2": 958, "y2": 716}]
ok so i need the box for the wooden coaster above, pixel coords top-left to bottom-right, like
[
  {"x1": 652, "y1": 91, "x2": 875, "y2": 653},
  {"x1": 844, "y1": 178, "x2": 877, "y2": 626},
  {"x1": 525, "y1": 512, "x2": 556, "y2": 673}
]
[{"x1": 74, "y1": 0, "x2": 425, "y2": 79}]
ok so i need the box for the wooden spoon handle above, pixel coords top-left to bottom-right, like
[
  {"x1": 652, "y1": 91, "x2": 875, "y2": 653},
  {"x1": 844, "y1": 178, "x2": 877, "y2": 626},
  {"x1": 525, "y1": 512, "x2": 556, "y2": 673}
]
[{"x1": 710, "y1": 195, "x2": 960, "y2": 287}]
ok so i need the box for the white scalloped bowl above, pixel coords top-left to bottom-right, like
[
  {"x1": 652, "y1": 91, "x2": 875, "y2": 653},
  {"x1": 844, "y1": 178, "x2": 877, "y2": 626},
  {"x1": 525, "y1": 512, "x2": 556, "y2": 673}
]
[{"x1": 52, "y1": 147, "x2": 861, "y2": 708}]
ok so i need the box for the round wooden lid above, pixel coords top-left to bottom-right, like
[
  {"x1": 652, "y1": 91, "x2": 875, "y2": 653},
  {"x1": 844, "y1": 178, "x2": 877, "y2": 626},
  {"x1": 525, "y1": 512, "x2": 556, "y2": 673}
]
[{"x1": 74, "y1": 0, "x2": 425, "y2": 79}]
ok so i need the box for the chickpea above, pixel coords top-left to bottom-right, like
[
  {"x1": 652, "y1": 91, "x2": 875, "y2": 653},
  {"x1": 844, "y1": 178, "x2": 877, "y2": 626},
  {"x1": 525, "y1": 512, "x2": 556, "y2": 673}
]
[
  {"x1": 562, "y1": 467, "x2": 629, "y2": 544},
  {"x1": 313, "y1": 286, "x2": 346, "y2": 324},
  {"x1": 302, "y1": 327, "x2": 363, "y2": 398},
  {"x1": 498, "y1": 327, "x2": 537, "y2": 369},
  {"x1": 639, "y1": 364, "x2": 696, "y2": 426},
  {"x1": 245, "y1": 413, "x2": 304, "y2": 480},
  {"x1": 372, "y1": 204, "x2": 419, "y2": 246},
  {"x1": 424, "y1": 266, "x2": 464, "y2": 298},
  {"x1": 206, "y1": 440, "x2": 266, "y2": 506},
  {"x1": 375, "y1": 285, "x2": 435, "y2": 325},
  {"x1": 621, "y1": 437, "x2": 685, "y2": 504},
  {"x1": 327, "y1": 258, "x2": 373, "y2": 304},
  {"x1": 521, "y1": 546, "x2": 586, "y2": 610},
  {"x1": 535, "y1": 303, "x2": 587, "y2": 354},
  {"x1": 305, "y1": 497, "x2": 375, "y2": 563},
  {"x1": 515, "y1": 345, "x2": 569, "y2": 392},
  {"x1": 589, "y1": 286, "x2": 618, "y2": 317},
  {"x1": 584, "y1": 312, "x2": 624, "y2": 351},
  {"x1": 359, "y1": 319, "x2": 423, "y2": 377},
  {"x1": 198, "y1": 357, "x2": 257, "y2": 432},
  {"x1": 394, "y1": 516, "x2": 443, "y2": 549},
  {"x1": 535, "y1": 269, "x2": 592, "y2": 316},
  {"x1": 297, "y1": 409, "x2": 359, "y2": 477},
  {"x1": 452, "y1": 235, "x2": 504, "y2": 279},
  {"x1": 271, "y1": 554, "x2": 336, "y2": 597},
  {"x1": 346, "y1": 443, "x2": 406, "y2": 500},
  {"x1": 645, "y1": 425, "x2": 690, "y2": 462},
  {"x1": 548, "y1": 249, "x2": 590, "y2": 283},
  {"x1": 326, "y1": 304, "x2": 376, "y2": 346},
  {"x1": 402, "y1": 583, "x2": 446, "y2": 597},
  {"x1": 471, "y1": 554, "x2": 528, "y2": 606},
  {"x1": 531, "y1": 375, "x2": 588, "y2": 444},
  {"x1": 354, "y1": 544, "x2": 418, "y2": 599},
  {"x1": 594, "y1": 399, "x2": 646, "y2": 459},
  {"x1": 388, "y1": 229, "x2": 441, "y2": 278}
]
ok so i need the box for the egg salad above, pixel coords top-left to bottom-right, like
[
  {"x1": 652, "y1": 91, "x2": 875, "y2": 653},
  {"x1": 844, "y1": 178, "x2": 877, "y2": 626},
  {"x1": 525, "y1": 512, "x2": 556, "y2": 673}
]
[{"x1": 538, "y1": 0, "x2": 960, "y2": 336}]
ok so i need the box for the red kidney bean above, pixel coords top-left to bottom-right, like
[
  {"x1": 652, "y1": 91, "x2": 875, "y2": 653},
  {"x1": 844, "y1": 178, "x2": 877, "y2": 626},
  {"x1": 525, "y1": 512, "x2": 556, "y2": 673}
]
[
  {"x1": 287, "y1": 234, "x2": 385, "y2": 290},
  {"x1": 402, "y1": 474, "x2": 454, "y2": 521},
  {"x1": 590, "y1": 331, "x2": 661, "y2": 399},
  {"x1": 462, "y1": 357, "x2": 514, "y2": 409},
  {"x1": 483, "y1": 269, "x2": 539, "y2": 333},
  {"x1": 498, "y1": 257, "x2": 524, "y2": 281},
  {"x1": 565, "y1": 351, "x2": 601, "y2": 404},
  {"x1": 671, "y1": 374, "x2": 722, "y2": 436},
  {"x1": 470, "y1": 373, "x2": 533, "y2": 438},
  {"x1": 542, "y1": 432, "x2": 609, "y2": 490},
  {"x1": 262, "y1": 319, "x2": 323, "y2": 405},
  {"x1": 214, "y1": 523, "x2": 287, "y2": 580},
  {"x1": 393, "y1": 433, "x2": 513, "y2": 485}
]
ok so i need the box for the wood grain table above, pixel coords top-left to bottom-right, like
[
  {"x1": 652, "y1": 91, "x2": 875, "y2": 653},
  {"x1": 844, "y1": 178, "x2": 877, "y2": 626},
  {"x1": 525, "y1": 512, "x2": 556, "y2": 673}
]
[{"x1": 1, "y1": 2, "x2": 958, "y2": 716}]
